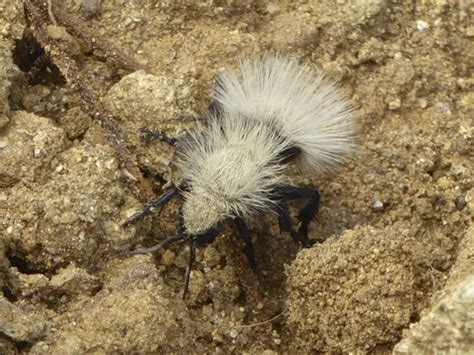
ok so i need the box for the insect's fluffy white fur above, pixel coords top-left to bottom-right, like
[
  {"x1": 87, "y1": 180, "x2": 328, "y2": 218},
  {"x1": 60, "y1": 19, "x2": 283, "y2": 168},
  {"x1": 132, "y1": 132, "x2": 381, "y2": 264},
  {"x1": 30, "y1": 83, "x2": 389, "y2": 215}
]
[
  {"x1": 213, "y1": 55, "x2": 356, "y2": 173},
  {"x1": 179, "y1": 116, "x2": 291, "y2": 235},
  {"x1": 178, "y1": 54, "x2": 356, "y2": 235}
]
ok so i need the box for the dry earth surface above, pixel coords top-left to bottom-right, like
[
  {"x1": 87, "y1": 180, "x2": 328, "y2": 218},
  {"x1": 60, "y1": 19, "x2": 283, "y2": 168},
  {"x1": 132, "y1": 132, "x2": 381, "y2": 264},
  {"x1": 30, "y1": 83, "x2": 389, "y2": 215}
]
[{"x1": 0, "y1": 0, "x2": 473, "y2": 353}]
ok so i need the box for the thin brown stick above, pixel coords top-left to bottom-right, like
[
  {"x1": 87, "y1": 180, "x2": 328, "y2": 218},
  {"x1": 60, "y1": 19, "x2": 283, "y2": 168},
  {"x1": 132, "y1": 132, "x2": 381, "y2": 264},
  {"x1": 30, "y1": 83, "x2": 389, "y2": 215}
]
[
  {"x1": 23, "y1": 0, "x2": 154, "y2": 201},
  {"x1": 50, "y1": 1, "x2": 146, "y2": 72},
  {"x1": 238, "y1": 304, "x2": 288, "y2": 328}
]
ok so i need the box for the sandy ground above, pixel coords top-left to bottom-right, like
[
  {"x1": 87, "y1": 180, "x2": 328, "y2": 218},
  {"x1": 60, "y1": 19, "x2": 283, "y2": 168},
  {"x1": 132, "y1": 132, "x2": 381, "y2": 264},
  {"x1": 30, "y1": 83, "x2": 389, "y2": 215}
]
[{"x1": 0, "y1": 0, "x2": 473, "y2": 353}]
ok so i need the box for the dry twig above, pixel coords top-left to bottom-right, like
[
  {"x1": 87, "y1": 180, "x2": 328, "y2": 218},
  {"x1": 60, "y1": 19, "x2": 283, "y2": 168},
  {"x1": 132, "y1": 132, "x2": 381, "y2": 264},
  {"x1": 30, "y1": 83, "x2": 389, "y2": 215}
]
[
  {"x1": 49, "y1": 1, "x2": 146, "y2": 72},
  {"x1": 23, "y1": 0, "x2": 154, "y2": 201}
]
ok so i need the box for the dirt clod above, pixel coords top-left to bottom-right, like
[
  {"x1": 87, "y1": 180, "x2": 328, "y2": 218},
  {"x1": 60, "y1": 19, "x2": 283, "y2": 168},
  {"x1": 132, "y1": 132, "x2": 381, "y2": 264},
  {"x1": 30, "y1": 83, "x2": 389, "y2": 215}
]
[
  {"x1": 0, "y1": 295, "x2": 51, "y2": 342},
  {"x1": 394, "y1": 225, "x2": 474, "y2": 354},
  {"x1": 286, "y1": 224, "x2": 435, "y2": 353},
  {"x1": 30, "y1": 257, "x2": 202, "y2": 353}
]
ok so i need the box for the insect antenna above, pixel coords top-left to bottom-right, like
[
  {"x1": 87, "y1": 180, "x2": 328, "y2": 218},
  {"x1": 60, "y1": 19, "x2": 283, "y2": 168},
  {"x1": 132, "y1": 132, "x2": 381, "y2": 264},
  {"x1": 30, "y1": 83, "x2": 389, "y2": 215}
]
[{"x1": 122, "y1": 186, "x2": 179, "y2": 228}]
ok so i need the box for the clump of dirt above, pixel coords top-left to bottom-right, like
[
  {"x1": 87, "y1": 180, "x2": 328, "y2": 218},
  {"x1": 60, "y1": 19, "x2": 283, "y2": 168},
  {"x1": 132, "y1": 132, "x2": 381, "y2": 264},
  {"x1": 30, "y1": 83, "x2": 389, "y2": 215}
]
[
  {"x1": 30, "y1": 256, "x2": 204, "y2": 354},
  {"x1": 0, "y1": 0, "x2": 472, "y2": 353},
  {"x1": 395, "y1": 276, "x2": 474, "y2": 354},
  {"x1": 3, "y1": 133, "x2": 141, "y2": 271},
  {"x1": 0, "y1": 39, "x2": 20, "y2": 129},
  {"x1": 0, "y1": 111, "x2": 67, "y2": 187},
  {"x1": 102, "y1": 69, "x2": 195, "y2": 180},
  {"x1": 393, "y1": 225, "x2": 474, "y2": 354},
  {"x1": 286, "y1": 223, "x2": 437, "y2": 353}
]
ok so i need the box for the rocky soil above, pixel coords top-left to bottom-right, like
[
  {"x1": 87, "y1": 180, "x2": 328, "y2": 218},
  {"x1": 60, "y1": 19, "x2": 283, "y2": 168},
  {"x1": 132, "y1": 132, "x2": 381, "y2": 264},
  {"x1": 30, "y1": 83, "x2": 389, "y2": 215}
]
[{"x1": 0, "y1": 0, "x2": 472, "y2": 353}]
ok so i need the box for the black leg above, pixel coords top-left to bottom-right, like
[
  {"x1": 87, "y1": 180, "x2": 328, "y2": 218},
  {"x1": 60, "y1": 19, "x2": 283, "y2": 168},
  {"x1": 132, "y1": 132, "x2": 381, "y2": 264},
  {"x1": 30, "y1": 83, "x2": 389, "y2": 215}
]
[
  {"x1": 121, "y1": 234, "x2": 188, "y2": 256},
  {"x1": 234, "y1": 217, "x2": 262, "y2": 281},
  {"x1": 279, "y1": 186, "x2": 320, "y2": 240},
  {"x1": 193, "y1": 224, "x2": 221, "y2": 247},
  {"x1": 122, "y1": 186, "x2": 179, "y2": 227},
  {"x1": 182, "y1": 239, "x2": 196, "y2": 300},
  {"x1": 277, "y1": 199, "x2": 313, "y2": 247},
  {"x1": 180, "y1": 225, "x2": 221, "y2": 299},
  {"x1": 138, "y1": 127, "x2": 178, "y2": 146}
]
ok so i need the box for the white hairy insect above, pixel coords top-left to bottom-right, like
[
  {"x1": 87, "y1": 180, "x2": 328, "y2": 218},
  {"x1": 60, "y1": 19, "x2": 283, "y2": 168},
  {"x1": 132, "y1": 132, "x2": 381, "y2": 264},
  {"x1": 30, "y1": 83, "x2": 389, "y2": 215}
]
[
  {"x1": 178, "y1": 55, "x2": 356, "y2": 235},
  {"x1": 124, "y1": 54, "x2": 357, "y2": 298}
]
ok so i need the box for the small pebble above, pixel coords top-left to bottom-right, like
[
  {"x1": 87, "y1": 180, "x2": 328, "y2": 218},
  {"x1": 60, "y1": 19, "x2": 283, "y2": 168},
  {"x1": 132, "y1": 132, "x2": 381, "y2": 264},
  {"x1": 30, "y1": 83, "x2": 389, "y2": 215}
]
[
  {"x1": 229, "y1": 329, "x2": 238, "y2": 339},
  {"x1": 266, "y1": 3, "x2": 280, "y2": 15},
  {"x1": 464, "y1": 26, "x2": 474, "y2": 37},
  {"x1": 161, "y1": 249, "x2": 176, "y2": 266},
  {"x1": 81, "y1": 0, "x2": 101, "y2": 19},
  {"x1": 388, "y1": 98, "x2": 401, "y2": 110},
  {"x1": 465, "y1": 189, "x2": 474, "y2": 212},
  {"x1": 455, "y1": 196, "x2": 466, "y2": 211},
  {"x1": 372, "y1": 200, "x2": 384, "y2": 211},
  {"x1": 416, "y1": 20, "x2": 430, "y2": 31},
  {"x1": 418, "y1": 98, "x2": 428, "y2": 108},
  {"x1": 436, "y1": 176, "x2": 450, "y2": 190}
]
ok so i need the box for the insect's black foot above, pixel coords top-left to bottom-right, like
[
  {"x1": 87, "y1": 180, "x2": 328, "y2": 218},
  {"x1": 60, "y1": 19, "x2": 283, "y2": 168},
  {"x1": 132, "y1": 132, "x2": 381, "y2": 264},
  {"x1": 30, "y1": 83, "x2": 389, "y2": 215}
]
[
  {"x1": 301, "y1": 237, "x2": 317, "y2": 248},
  {"x1": 234, "y1": 217, "x2": 263, "y2": 281},
  {"x1": 277, "y1": 185, "x2": 321, "y2": 248}
]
